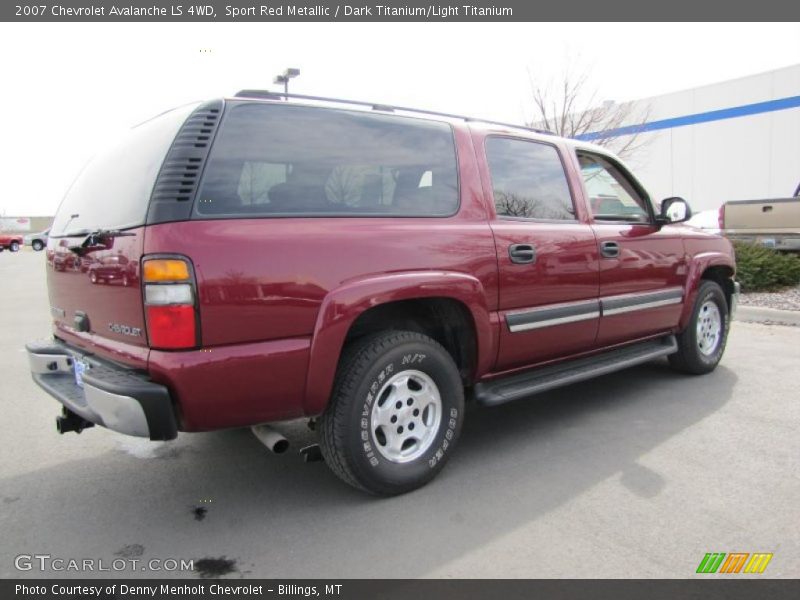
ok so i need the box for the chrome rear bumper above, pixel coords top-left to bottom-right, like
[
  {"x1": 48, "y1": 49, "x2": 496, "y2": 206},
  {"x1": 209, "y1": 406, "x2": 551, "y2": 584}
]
[{"x1": 26, "y1": 340, "x2": 177, "y2": 440}]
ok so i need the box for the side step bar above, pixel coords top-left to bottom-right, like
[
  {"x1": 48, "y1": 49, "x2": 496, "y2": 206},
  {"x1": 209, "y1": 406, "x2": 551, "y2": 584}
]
[{"x1": 475, "y1": 335, "x2": 678, "y2": 407}]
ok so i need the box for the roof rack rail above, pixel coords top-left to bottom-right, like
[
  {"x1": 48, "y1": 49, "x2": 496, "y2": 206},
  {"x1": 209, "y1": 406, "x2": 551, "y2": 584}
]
[{"x1": 233, "y1": 89, "x2": 553, "y2": 135}]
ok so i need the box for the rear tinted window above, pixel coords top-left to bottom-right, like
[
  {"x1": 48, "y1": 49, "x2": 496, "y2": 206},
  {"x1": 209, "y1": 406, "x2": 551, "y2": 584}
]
[
  {"x1": 486, "y1": 137, "x2": 575, "y2": 220},
  {"x1": 51, "y1": 104, "x2": 197, "y2": 236},
  {"x1": 194, "y1": 103, "x2": 459, "y2": 217}
]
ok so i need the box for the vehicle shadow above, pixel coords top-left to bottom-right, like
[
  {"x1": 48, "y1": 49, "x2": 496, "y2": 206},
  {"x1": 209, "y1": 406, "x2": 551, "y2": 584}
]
[{"x1": 1, "y1": 359, "x2": 736, "y2": 579}]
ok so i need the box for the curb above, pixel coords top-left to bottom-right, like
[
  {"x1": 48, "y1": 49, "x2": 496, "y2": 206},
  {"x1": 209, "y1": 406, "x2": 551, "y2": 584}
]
[{"x1": 734, "y1": 305, "x2": 800, "y2": 327}]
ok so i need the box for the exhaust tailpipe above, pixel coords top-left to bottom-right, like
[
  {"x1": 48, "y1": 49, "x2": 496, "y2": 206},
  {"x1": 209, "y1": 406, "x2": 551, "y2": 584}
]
[
  {"x1": 56, "y1": 409, "x2": 95, "y2": 434},
  {"x1": 251, "y1": 424, "x2": 289, "y2": 454}
]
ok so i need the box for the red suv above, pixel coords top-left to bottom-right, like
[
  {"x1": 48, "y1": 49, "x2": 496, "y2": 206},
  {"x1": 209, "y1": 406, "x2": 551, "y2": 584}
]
[{"x1": 27, "y1": 92, "x2": 739, "y2": 495}]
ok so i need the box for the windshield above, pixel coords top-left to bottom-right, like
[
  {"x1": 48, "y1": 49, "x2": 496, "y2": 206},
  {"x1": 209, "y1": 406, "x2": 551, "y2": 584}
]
[{"x1": 50, "y1": 103, "x2": 198, "y2": 236}]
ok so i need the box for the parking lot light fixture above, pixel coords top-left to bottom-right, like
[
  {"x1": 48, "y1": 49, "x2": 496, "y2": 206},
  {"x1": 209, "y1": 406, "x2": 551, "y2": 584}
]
[{"x1": 273, "y1": 68, "x2": 300, "y2": 97}]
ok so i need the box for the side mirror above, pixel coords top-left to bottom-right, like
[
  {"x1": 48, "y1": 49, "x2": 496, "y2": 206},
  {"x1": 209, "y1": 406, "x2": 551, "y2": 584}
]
[{"x1": 657, "y1": 197, "x2": 692, "y2": 225}]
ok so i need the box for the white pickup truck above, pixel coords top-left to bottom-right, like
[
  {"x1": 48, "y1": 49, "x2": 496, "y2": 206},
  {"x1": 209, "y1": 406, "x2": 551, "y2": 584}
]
[{"x1": 721, "y1": 182, "x2": 800, "y2": 252}]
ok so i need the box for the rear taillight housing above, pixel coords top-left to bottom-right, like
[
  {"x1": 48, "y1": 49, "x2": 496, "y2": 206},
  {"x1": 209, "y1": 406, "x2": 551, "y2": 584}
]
[
  {"x1": 718, "y1": 204, "x2": 726, "y2": 230},
  {"x1": 142, "y1": 257, "x2": 198, "y2": 350}
]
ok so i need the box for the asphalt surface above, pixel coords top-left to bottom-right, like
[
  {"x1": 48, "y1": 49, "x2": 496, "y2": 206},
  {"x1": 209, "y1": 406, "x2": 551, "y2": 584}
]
[{"x1": 1, "y1": 249, "x2": 798, "y2": 579}]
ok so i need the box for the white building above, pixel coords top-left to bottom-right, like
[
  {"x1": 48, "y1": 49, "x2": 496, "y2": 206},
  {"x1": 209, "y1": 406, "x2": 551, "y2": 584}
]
[{"x1": 581, "y1": 64, "x2": 800, "y2": 211}]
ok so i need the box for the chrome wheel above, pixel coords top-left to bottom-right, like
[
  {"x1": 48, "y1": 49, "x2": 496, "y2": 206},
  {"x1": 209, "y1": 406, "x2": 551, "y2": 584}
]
[
  {"x1": 370, "y1": 369, "x2": 442, "y2": 463},
  {"x1": 696, "y1": 300, "x2": 722, "y2": 355}
]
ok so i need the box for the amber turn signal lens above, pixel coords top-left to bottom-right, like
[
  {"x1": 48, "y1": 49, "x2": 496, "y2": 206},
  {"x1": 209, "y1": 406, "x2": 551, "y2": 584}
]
[{"x1": 143, "y1": 259, "x2": 190, "y2": 282}]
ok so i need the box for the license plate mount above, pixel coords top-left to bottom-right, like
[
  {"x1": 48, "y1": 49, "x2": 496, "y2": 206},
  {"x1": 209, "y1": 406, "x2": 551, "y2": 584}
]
[{"x1": 73, "y1": 357, "x2": 88, "y2": 388}]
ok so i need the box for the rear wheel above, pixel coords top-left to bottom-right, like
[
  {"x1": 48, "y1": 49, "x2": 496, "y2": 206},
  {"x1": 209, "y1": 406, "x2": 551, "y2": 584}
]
[
  {"x1": 9, "y1": 241, "x2": 20, "y2": 252},
  {"x1": 669, "y1": 280, "x2": 729, "y2": 374},
  {"x1": 32, "y1": 240, "x2": 44, "y2": 251},
  {"x1": 319, "y1": 330, "x2": 464, "y2": 495}
]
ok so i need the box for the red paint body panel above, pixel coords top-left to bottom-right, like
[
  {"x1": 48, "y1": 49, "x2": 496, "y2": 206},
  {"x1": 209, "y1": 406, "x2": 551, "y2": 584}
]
[
  {"x1": 490, "y1": 221, "x2": 600, "y2": 369},
  {"x1": 45, "y1": 228, "x2": 149, "y2": 368},
  {"x1": 592, "y1": 223, "x2": 687, "y2": 345},
  {"x1": 147, "y1": 338, "x2": 310, "y2": 430}
]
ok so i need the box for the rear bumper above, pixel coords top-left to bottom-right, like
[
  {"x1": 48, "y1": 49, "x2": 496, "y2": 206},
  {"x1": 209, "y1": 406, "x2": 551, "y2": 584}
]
[
  {"x1": 725, "y1": 233, "x2": 800, "y2": 252},
  {"x1": 26, "y1": 340, "x2": 177, "y2": 441}
]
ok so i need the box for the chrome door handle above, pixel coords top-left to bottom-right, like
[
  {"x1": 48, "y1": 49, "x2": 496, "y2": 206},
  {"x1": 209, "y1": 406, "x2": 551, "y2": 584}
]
[{"x1": 600, "y1": 241, "x2": 620, "y2": 258}]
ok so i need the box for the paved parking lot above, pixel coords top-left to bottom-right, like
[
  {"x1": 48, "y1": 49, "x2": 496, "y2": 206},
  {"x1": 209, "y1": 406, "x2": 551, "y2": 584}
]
[{"x1": 1, "y1": 249, "x2": 798, "y2": 579}]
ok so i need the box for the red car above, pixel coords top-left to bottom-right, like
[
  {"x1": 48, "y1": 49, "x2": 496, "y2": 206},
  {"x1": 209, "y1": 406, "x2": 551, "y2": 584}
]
[
  {"x1": 27, "y1": 93, "x2": 739, "y2": 495},
  {"x1": 0, "y1": 232, "x2": 23, "y2": 252}
]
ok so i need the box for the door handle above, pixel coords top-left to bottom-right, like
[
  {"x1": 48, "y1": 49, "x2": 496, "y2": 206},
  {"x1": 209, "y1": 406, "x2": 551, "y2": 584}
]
[
  {"x1": 509, "y1": 244, "x2": 536, "y2": 264},
  {"x1": 600, "y1": 241, "x2": 620, "y2": 258}
]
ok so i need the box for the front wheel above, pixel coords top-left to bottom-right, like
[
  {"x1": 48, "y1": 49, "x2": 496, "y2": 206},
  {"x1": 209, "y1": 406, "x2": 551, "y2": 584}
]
[
  {"x1": 9, "y1": 242, "x2": 20, "y2": 252},
  {"x1": 319, "y1": 330, "x2": 465, "y2": 496},
  {"x1": 669, "y1": 280, "x2": 730, "y2": 374},
  {"x1": 32, "y1": 240, "x2": 44, "y2": 251}
]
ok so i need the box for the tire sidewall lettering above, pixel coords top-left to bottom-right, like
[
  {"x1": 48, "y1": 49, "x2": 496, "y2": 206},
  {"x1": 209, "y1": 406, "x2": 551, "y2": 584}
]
[{"x1": 357, "y1": 353, "x2": 460, "y2": 471}]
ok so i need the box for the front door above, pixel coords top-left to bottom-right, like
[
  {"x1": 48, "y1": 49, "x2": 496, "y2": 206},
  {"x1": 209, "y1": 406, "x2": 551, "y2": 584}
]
[{"x1": 576, "y1": 151, "x2": 687, "y2": 347}]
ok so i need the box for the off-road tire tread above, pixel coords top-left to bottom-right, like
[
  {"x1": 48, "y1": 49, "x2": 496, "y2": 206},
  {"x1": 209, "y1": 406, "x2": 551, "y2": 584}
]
[
  {"x1": 319, "y1": 330, "x2": 452, "y2": 494},
  {"x1": 669, "y1": 280, "x2": 728, "y2": 374}
]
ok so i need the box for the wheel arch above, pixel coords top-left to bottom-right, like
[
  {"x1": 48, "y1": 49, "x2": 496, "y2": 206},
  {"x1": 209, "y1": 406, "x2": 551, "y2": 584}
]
[
  {"x1": 303, "y1": 271, "x2": 496, "y2": 416},
  {"x1": 680, "y1": 252, "x2": 736, "y2": 330}
]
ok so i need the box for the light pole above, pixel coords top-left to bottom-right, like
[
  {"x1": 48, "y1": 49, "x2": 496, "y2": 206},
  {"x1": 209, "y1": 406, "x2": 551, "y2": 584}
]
[{"x1": 273, "y1": 68, "x2": 300, "y2": 98}]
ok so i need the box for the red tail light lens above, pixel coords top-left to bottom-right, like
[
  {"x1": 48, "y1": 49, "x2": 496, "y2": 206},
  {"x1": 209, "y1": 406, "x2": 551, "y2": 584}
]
[
  {"x1": 718, "y1": 204, "x2": 726, "y2": 229},
  {"x1": 146, "y1": 305, "x2": 196, "y2": 349},
  {"x1": 142, "y1": 257, "x2": 198, "y2": 350}
]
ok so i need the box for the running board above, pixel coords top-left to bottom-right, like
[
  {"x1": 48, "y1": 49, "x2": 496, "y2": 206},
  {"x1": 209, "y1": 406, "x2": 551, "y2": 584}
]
[{"x1": 475, "y1": 335, "x2": 678, "y2": 407}]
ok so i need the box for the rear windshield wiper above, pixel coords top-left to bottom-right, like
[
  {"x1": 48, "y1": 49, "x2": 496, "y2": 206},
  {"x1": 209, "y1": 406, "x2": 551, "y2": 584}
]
[
  {"x1": 51, "y1": 228, "x2": 136, "y2": 240},
  {"x1": 51, "y1": 228, "x2": 137, "y2": 255}
]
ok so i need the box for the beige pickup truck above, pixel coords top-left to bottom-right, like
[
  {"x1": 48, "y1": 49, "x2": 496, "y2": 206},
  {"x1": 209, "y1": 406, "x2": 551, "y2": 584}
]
[{"x1": 721, "y1": 182, "x2": 800, "y2": 252}]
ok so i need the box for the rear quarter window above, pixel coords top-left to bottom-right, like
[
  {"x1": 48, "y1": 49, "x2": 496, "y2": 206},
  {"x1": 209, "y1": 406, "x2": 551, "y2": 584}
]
[
  {"x1": 194, "y1": 103, "x2": 459, "y2": 218},
  {"x1": 50, "y1": 103, "x2": 198, "y2": 236}
]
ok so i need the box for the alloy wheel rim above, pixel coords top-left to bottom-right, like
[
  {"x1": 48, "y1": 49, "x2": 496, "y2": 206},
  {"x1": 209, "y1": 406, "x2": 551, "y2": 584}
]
[
  {"x1": 696, "y1": 300, "x2": 722, "y2": 356},
  {"x1": 370, "y1": 369, "x2": 442, "y2": 463}
]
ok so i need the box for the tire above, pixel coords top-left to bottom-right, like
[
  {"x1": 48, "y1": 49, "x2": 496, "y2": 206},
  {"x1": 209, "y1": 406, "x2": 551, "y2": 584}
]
[
  {"x1": 669, "y1": 280, "x2": 729, "y2": 374},
  {"x1": 90, "y1": 271, "x2": 98, "y2": 284},
  {"x1": 122, "y1": 274, "x2": 129, "y2": 287},
  {"x1": 32, "y1": 240, "x2": 44, "y2": 251},
  {"x1": 320, "y1": 330, "x2": 465, "y2": 496},
  {"x1": 9, "y1": 242, "x2": 20, "y2": 252}
]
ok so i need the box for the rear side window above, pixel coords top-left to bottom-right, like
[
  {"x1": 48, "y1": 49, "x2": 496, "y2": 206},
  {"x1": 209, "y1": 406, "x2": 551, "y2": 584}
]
[
  {"x1": 50, "y1": 103, "x2": 198, "y2": 236},
  {"x1": 195, "y1": 104, "x2": 459, "y2": 217},
  {"x1": 485, "y1": 137, "x2": 575, "y2": 220}
]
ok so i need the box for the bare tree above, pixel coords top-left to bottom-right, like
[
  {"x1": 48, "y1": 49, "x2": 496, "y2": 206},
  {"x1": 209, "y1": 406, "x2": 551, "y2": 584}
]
[{"x1": 527, "y1": 66, "x2": 651, "y2": 160}]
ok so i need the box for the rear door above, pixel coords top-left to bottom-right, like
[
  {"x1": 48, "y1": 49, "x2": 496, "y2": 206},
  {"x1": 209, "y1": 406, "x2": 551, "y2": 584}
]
[
  {"x1": 575, "y1": 150, "x2": 687, "y2": 347},
  {"x1": 474, "y1": 132, "x2": 600, "y2": 372},
  {"x1": 46, "y1": 103, "x2": 197, "y2": 365}
]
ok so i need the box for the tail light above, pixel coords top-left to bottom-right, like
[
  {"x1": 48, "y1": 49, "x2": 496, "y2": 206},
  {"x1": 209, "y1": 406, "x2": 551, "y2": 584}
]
[
  {"x1": 142, "y1": 257, "x2": 198, "y2": 350},
  {"x1": 718, "y1": 204, "x2": 726, "y2": 230}
]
